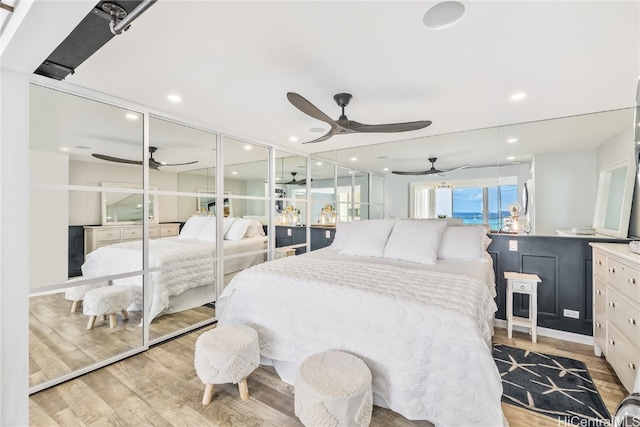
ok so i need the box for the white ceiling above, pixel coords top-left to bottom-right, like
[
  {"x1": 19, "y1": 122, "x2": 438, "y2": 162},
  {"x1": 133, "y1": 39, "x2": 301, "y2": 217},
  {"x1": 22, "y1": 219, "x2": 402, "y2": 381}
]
[{"x1": 17, "y1": 1, "x2": 640, "y2": 174}]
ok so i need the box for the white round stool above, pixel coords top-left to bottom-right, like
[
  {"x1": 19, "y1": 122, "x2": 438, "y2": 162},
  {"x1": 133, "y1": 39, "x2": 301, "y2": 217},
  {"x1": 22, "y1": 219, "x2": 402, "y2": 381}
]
[
  {"x1": 64, "y1": 279, "x2": 107, "y2": 314},
  {"x1": 294, "y1": 350, "x2": 373, "y2": 427},
  {"x1": 83, "y1": 286, "x2": 132, "y2": 329},
  {"x1": 194, "y1": 324, "x2": 260, "y2": 404}
]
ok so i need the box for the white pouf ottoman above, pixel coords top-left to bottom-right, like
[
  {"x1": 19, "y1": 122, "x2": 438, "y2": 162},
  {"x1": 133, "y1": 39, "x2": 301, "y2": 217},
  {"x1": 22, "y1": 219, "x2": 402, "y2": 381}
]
[
  {"x1": 64, "y1": 279, "x2": 107, "y2": 314},
  {"x1": 194, "y1": 324, "x2": 260, "y2": 404},
  {"x1": 83, "y1": 286, "x2": 132, "y2": 330},
  {"x1": 295, "y1": 350, "x2": 373, "y2": 427}
]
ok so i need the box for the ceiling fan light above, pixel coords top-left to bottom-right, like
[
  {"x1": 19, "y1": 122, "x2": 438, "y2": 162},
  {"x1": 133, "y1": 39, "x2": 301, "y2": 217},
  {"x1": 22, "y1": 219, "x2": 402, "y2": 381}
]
[{"x1": 423, "y1": 1, "x2": 468, "y2": 30}]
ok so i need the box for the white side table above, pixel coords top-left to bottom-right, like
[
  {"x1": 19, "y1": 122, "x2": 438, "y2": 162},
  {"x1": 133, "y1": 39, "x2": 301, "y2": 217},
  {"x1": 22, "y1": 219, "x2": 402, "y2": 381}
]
[{"x1": 505, "y1": 272, "x2": 542, "y2": 343}]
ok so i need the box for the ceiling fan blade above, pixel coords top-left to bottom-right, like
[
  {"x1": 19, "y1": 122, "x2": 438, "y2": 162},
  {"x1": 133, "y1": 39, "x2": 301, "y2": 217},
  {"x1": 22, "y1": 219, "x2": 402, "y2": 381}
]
[
  {"x1": 348, "y1": 120, "x2": 432, "y2": 133},
  {"x1": 443, "y1": 164, "x2": 469, "y2": 173},
  {"x1": 391, "y1": 170, "x2": 442, "y2": 175},
  {"x1": 92, "y1": 153, "x2": 142, "y2": 165},
  {"x1": 287, "y1": 92, "x2": 339, "y2": 128},
  {"x1": 157, "y1": 161, "x2": 199, "y2": 167},
  {"x1": 301, "y1": 129, "x2": 336, "y2": 144}
]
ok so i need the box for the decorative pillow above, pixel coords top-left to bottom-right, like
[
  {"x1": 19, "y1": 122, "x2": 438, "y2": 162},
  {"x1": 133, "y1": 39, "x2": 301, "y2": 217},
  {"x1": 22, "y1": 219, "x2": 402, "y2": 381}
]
[
  {"x1": 338, "y1": 220, "x2": 396, "y2": 258},
  {"x1": 438, "y1": 225, "x2": 490, "y2": 262},
  {"x1": 178, "y1": 216, "x2": 210, "y2": 240},
  {"x1": 330, "y1": 222, "x2": 352, "y2": 251},
  {"x1": 223, "y1": 217, "x2": 236, "y2": 236},
  {"x1": 225, "y1": 218, "x2": 251, "y2": 241},
  {"x1": 195, "y1": 218, "x2": 217, "y2": 241},
  {"x1": 383, "y1": 219, "x2": 447, "y2": 264},
  {"x1": 245, "y1": 219, "x2": 266, "y2": 238}
]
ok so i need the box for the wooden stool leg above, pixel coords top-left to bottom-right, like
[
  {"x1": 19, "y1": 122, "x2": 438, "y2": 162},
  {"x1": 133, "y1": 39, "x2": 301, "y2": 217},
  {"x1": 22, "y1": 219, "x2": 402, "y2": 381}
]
[
  {"x1": 202, "y1": 384, "x2": 214, "y2": 405},
  {"x1": 70, "y1": 300, "x2": 79, "y2": 314},
  {"x1": 101, "y1": 314, "x2": 107, "y2": 322},
  {"x1": 238, "y1": 377, "x2": 249, "y2": 400},
  {"x1": 87, "y1": 316, "x2": 97, "y2": 330},
  {"x1": 109, "y1": 313, "x2": 117, "y2": 328},
  {"x1": 121, "y1": 309, "x2": 129, "y2": 320}
]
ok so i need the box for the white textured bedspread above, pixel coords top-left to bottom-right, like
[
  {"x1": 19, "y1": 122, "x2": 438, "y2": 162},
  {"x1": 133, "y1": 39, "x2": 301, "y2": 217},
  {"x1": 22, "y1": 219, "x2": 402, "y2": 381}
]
[
  {"x1": 218, "y1": 255, "x2": 504, "y2": 426},
  {"x1": 82, "y1": 238, "x2": 215, "y2": 321}
]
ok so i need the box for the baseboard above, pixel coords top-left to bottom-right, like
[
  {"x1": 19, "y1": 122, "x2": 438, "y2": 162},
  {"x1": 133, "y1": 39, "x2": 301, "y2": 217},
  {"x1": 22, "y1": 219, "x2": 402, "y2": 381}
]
[{"x1": 494, "y1": 319, "x2": 594, "y2": 346}]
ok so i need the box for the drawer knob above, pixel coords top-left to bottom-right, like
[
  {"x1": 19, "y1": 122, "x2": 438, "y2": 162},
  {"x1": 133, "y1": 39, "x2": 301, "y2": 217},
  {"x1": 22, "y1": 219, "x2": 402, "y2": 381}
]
[
  {"x1": 629, "y1": 318, "x2": 637, "y2": 325},
  {"x1": 596, "y1": 289, "x2": 601, "y2": 295},
  {"x1": 629, "y1": 363, "x2": 636, "y2": 370},
  {"x1": 519, "y1": 285, "x2": 525, "y2": 290},
  {"x1": 596, "y1": 260, "x2": 602, "y2": 265},
  {"x1": 595, "y1": 321, "x2": 601, "y2": 328},
  {"x1": 609, "y1": 302, "x2": 615, "y2": 308},
  {"x1": 609, "y1": 267, "x2": 616, "y2": 273},
  {"x1": 609, "y1": 339, "x2": 615, "y2": 346},
  {"x1": 628, "y1": 278, "x2": 637, "y2": 285}
]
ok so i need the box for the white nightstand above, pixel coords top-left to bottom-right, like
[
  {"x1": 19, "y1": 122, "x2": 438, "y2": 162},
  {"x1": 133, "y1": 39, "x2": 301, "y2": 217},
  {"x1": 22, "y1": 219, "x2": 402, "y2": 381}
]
[
  {"x1": 505, "y1": 272, "x2": 542, "y2": 343},
  {"x1": 275, "y1": 247, "x2": 296, "y2": 259}
]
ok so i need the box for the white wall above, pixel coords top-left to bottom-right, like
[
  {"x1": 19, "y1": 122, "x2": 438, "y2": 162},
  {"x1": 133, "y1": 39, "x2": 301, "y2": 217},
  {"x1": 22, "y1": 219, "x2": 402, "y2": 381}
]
[
  {"x1": 532, "y1": 149, "x2": 597, "y2": 235},
  {"x1": 596, "y1": 127, "x2": 635, "y2": 176},
  {"x1": 30, "y1": 151, "x2": 68, "y2": 289}
]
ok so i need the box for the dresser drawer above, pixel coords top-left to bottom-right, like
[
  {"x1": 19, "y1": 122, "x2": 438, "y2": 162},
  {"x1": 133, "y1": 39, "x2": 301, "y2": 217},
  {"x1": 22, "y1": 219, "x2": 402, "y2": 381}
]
[
  {"x1": 121, "y1": 227, "x2": 143, "y2": 240},
  {"x1": 593, "y1": 307, "x2": 607, "y2": 354},
  {"x1": 148, "y1": 227, "x2": 160, "y2": 238},
  {"x1": 95, "y1": 228, "x2": 121, "y2": 242},
  {"x1": 608, "y1": 257, "x2": 640, "y2": 303},
  {"x1": 607, "y1": 287, "x2": 640, "y2": 346},
  {"x1": 160, "y1": 224, "x2": 180, "y2": 237},
  {"x1": 510, "y1": 280, "x2": 533, "y2": 293},
  {"x1": 606, "y1": 324, "x2": 640, "y2": 392},
  {"x1": 594, "y1": 277, "x2": 607, "y2": 314},
  {"x1": 593, "y1": 249, "x2": 607, "y2": 280}
]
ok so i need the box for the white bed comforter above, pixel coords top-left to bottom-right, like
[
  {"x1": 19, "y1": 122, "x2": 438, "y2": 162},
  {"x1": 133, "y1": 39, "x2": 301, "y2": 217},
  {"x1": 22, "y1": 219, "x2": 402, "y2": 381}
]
[{"x1": 218, "y1": 255, "x2": 504, "y2": 426}]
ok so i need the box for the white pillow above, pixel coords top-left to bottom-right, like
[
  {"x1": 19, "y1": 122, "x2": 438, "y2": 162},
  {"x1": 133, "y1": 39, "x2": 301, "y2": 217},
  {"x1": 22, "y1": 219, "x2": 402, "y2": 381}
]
[
  {"x1": 338, "y1": 220, "x2": 396, "y2": 258},
  {"x1": 330, "y1": 222, "x2": 352, "y2": 251},
  {"x1": 383, "y1": 219, "x2": 447, "y2": 265},
  {"x1": 225, "y1": 218, "x2": 251, "y2": 241},
  {"x1": 245, "y1": 219, "x2": 266, "y2": 238},
  {"x1": 195, "y1": 218, "x2": 216, "y2": 241},
  {"x1": 438, "y1": 225, "x2": 490, "y2": 261},
  {"x1": 223, "y1": 217, "x2": 236, "y2": 236},
  {"x1": 178, "y1": 216, "x2": 210, "y2": 240}
]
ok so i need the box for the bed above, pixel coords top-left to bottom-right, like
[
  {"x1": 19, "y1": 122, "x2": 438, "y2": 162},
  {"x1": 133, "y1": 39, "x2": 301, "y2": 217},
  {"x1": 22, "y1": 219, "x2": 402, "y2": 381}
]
[
  {"x1": 81, "y1": 216, "x2": 267, "y2": 322},
  {"x1": 217, "y1": 219, "x2": 505, "y2": 426}
]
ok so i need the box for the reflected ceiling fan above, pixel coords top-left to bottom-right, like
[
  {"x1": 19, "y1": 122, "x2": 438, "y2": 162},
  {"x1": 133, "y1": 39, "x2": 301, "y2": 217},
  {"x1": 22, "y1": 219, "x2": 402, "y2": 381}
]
[
  {"x1": 287, "y1": 92, "x2": 432, "y2": 144},
  {"x1": 392, "y1": 157, "x2": 468, "y2": 175},
  {"x1": 92, "y1": 146, "x2": 198, "y2": 170},
  {"x1": 285, "y1": 172, "x2": 310, "y2": 185}
]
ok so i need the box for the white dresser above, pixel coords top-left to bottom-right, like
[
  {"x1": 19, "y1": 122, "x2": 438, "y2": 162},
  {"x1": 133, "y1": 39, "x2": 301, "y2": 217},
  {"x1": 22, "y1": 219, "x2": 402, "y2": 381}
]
[
  {"x1": 590, "y1": 242, "x2": 640, "y2": 392},
  {"x1": 84, "y1": 223, "x2": 180, "y2": 255}
]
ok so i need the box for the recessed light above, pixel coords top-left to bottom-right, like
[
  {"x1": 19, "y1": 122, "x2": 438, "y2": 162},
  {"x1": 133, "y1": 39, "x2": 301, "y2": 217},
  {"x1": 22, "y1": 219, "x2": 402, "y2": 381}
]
[
  {"x1": 244, "y1": 145, "x2": 252, "y2": 151},
  {"x1": 289, "y1": 136, "x2": 298, "y2": 142},
  {"x1": 507, "y1": 138, "x2": 518, "y2": 143},
  {"x1": 507, "y1": 156, "x2": 515, "y2": 161},
  {"x1": 167, "y1": 94, "x2": 182, "y2": 103},
  {"x1": 316, "y1": 161, "x2": 323, "y2": 166},
  {"x1": 423, "y1": 1, "x2": 468, "y2": 30},
  {"x1": 348, "y1": 171, "x2": 354, "y2": 174},
  {"x1": 310, "y1": 127, "x2": 325, "y2": 133},
  {"x1": 59, "y1": 147, "x2": 69, "y2": 152},
  {"x1": 125, "y1": 113, "x2": 139, "y2": 120},
  {"x1": 276, "y1": 177, "x2": 282, "y2": 180},
  {"x1": 232, "y1": 171, "x2": 238, "y2": 175},
  {"x1": 510, "y1": 92, "x2": 526, "y2": 101},
  {"x1": 350, "y1": 157, "x2": 357, "y2": 161},
  {"x1": 383, "y1": 168, "x2": 389, "y2": 171},
  {"x1": 160, "y1": 162, "x2": 167, "y2": 165}
]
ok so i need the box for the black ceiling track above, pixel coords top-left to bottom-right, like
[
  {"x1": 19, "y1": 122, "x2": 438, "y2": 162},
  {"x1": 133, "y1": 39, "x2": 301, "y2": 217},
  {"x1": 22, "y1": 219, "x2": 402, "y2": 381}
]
[{"x1": 34, "y1": 1, "x2": 144, "y2": 81}]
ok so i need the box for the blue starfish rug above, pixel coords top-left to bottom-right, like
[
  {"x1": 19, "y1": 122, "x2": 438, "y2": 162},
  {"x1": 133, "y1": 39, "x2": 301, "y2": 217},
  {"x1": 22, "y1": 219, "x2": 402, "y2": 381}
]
[{"x1": 493, "y1": 344, "x2": 611, "y2": 425}]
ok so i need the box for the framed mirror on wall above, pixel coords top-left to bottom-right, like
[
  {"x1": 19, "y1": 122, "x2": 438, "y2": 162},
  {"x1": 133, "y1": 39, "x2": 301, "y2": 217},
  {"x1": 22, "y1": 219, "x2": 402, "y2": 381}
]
[{"x1": 593, "y1": 156, "x2": 636, "y2": 237}]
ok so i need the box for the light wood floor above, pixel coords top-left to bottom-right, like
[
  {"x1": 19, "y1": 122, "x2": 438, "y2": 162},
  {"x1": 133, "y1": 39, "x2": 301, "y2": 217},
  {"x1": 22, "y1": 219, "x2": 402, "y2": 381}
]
[
  {"x1": 29, "y1": 327, "x2": 628, "y2": 426},
  {"x1": 29, "y1": 292, "x2": 215, "y2": 388}
]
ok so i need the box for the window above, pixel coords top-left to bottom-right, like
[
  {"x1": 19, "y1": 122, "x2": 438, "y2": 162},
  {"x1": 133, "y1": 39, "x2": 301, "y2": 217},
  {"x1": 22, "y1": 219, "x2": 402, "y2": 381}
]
[{"x1": 412, "y1": 179, "x2": 518, "y2": 230}]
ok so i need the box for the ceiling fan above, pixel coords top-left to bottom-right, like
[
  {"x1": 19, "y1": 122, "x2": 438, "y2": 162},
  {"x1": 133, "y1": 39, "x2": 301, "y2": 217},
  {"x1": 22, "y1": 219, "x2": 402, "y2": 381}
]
[
  {"x1": 392, "y1": 157, "x2": 468, "y2": 175},
  {"x1": 287, "y1": 92, "x2": 432, "y2": 144},
  {"x1": 284, "y1": 172, "x2": 310, "y2": 185},
  {"x1": 92, "y1": 146, "x2": 198, "y2": 170}
]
